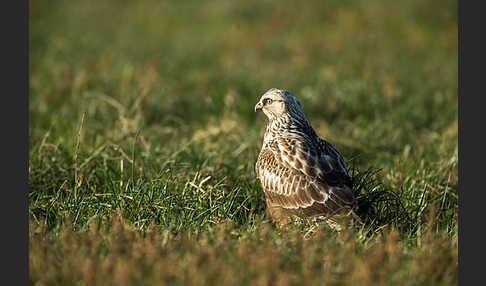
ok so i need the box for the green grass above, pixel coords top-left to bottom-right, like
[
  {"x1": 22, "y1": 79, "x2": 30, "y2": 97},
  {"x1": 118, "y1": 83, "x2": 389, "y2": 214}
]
[{"x1": 29, "y1": 0, "x2": 458, "y2": 285}]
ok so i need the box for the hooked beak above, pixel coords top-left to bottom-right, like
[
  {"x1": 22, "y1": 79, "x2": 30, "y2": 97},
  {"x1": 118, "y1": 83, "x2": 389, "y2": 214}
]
[{"x1": 254, "y1": 102, "x2": 263, "y2": 112}]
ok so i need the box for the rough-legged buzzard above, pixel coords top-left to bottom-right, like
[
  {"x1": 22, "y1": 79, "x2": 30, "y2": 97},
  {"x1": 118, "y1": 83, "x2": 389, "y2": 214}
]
[{"x1": 255, "y1": 88, "x2": 361, "y2": 228}]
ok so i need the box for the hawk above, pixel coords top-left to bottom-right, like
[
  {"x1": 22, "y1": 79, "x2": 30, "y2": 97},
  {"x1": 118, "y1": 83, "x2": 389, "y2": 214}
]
[{"x1": 255, "y1": 88, "x2": 361, "y2": 228}]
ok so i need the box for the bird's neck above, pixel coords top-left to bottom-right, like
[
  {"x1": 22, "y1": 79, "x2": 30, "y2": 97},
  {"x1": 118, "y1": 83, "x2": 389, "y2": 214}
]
[{"x1": 263, "y1": 113, "x2": 314, "y2": 144}]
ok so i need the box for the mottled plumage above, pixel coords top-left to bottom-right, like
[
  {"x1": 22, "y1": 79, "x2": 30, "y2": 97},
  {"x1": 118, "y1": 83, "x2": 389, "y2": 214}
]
[{"x1": 255, "y1": 88, "x2": 360, "y2": 227}]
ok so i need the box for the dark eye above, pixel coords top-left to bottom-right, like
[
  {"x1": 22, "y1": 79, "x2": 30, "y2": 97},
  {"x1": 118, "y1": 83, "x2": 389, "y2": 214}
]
[{"x1": 264, "y1": 98, "x2": 273, "y2": 105}]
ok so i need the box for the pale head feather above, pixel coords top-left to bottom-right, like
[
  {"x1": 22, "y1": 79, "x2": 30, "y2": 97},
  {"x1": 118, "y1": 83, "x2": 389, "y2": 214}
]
[{"x1": 255, "y1": 88, "x2": 304, "y2": 121}]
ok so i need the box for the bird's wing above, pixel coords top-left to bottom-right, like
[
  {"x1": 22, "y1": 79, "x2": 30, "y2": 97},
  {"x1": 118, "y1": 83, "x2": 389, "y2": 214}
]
[
  {"x1": 316, "y1": 137, "x2": 352, "y2": 187},
  {"x1": 271, "y1": 135, "x2": 352, "y2": 189},
  {"x1": 256, "y1": 140, "x2": 355, "y2": 217}
]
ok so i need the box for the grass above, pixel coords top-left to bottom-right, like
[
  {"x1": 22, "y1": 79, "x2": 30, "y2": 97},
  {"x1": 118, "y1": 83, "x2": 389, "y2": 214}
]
[{"x1": 29, "y1": 0, "x2": 457, "y2": 285}]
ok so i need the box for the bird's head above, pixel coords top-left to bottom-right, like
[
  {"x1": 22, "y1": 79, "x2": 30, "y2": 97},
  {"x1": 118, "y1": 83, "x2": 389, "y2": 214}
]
[{"x1": 254, "y1": 88, "x2": 304, "y2": 121}]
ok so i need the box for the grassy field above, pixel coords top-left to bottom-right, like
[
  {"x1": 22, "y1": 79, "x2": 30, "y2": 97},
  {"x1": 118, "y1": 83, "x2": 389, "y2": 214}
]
[{"x1": 29, "y1": 0, "x2": 458, "y2": 285}]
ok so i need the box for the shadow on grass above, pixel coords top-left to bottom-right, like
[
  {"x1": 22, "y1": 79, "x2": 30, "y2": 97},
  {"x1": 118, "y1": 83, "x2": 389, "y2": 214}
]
[{"x1": 349, "y1": 166, "x2": 414, "y2": 235}]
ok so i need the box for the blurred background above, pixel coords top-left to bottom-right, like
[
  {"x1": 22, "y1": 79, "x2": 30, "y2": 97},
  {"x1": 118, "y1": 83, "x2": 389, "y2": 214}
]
[{"x1": 30, "y1": 0, "x2": 457, "y2": 156}]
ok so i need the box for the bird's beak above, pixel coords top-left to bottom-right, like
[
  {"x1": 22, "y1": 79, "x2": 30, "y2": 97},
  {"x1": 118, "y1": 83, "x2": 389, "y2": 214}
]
[{"x1": 254, "y1": 102, "x2": 263, "y2": 112}]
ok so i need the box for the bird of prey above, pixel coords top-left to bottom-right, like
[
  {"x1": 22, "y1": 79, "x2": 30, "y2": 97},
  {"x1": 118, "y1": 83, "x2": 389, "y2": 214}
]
[{"x1": 254, "y1": 88, "x2": 361, "y2": 228}]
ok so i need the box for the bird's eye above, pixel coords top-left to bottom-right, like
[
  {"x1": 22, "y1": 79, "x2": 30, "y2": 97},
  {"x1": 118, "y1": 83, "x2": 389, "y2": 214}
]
[{"x1": 264, "y1": 98, "x2": 273, "y2": 105}]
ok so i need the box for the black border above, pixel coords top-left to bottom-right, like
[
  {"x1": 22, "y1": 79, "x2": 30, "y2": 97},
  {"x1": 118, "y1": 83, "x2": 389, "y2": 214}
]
[
  {"x1": 459, "y1": 0, "x2": 483, "y2": 285},
  {"x1": 2, "y1": 0, "x2": 29, "y2": 284}
]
